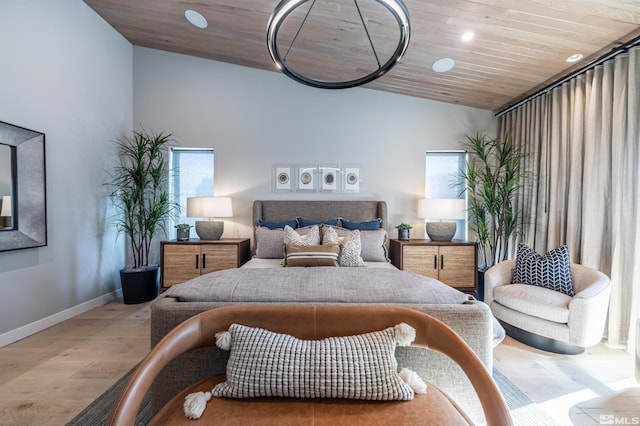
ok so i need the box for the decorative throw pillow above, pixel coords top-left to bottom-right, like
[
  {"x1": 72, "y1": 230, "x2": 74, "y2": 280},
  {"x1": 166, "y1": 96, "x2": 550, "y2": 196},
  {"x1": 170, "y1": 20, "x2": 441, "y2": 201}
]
[
  {"x1": 297, "y1": 217, "x2": 340, "y2": 228},
  {"x1": 254, "y1": 227, "x2": 286, "y2": 259},
  {"x1": 322, "y1": 225, "x2": 340, "y2": 245},
  {"x1": 284, "y1": 225, "x2": 320, "y2": 246},
  {"x1": 341, "y1": 218, "x2": 382, "y2": 231},
  {"x1": 211, "y1": 323, "x2": 425, "y2": 400},
  {"x1": 338, "y1": 229, "x2": 366, "y2": 267},
  {"x1": 284, "y1": 243, "x2": 340, "y2": 267},
  {"x1": 333, "y1": 227, "x2": 388, "y2": 262},
  {"x1": 258, "y1": 219, "x2": 298, "y2": 230},
  {"x1": 512, "y1": 243, "x2": 575, "y2": 296}
]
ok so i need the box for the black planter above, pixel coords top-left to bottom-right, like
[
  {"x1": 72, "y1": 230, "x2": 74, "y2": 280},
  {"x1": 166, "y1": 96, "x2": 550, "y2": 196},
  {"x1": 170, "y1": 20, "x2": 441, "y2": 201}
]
[
  {"x1": 119, "y1": 265, "x2": 160, "y2": 304},
  {"x1": 477, "y1": 268, "x2": 486, "y2": 301},
  {"x1": 397, "y1": 229, "x2": 410, "y2": 240},
  {"x1": 176, "y1": 229, "x2": 190, "y2": 241}
]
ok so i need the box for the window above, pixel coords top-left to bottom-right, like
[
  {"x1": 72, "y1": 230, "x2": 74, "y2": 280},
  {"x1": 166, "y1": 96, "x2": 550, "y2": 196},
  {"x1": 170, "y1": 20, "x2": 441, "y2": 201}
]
[
  {"x1": 169, "y1": 148, "x2": 215, "y2": 227},
  {"x1": 424, "y1": 150, "x2": 467, "y2": 240}
]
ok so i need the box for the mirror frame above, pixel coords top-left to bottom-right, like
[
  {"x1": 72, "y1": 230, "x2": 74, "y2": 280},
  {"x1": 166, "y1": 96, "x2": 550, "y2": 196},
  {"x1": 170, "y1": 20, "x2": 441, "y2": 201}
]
[{"x1": 0, "y1": 120, "x2": 47, "y2": 252}]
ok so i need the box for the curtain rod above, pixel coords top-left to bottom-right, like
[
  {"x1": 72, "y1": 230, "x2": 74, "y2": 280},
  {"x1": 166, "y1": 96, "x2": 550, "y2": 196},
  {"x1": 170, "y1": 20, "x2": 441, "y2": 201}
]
[{"x1": 496, "y1": 34, "x2": 640, "y2": 117}]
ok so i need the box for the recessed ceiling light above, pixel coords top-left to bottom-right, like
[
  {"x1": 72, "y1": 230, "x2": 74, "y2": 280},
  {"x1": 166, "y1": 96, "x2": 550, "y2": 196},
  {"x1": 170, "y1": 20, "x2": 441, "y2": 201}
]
[
  {"x1": 432, "y1": 58, "x2": 455, "y2": 73},
  {"x1": 185, "y1": 9, "x2": 208, "y2": 29},
  {"x1": 566, "y1": 53, "x2": 584, "y2": 63},
  {"x1": 461, "y1": 31, "x2": 475, "y2": 42}
]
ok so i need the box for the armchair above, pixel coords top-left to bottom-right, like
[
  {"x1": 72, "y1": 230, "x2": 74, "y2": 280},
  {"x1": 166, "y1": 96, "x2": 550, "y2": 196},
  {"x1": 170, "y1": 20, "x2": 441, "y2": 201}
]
[{"x1": 484, "y1": 259, "x2": 611, "y2": 354}]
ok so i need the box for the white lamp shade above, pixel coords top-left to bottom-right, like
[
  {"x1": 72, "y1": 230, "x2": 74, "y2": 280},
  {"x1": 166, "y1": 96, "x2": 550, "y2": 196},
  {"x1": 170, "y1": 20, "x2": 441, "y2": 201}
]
[
  {"x1": 1, "y1": 196, "x2": 12, "y2": 217},
  {"x1": 417, "y1": 198, "x2": 465, "y2": 220},
  {"x1": 186, "y1": 197, "x2": 233, "y2": 218}
]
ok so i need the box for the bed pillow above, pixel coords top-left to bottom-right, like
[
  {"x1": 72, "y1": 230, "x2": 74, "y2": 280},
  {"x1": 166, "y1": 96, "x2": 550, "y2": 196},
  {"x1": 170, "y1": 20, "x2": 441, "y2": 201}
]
[
  {"x1": 254, "y1": 227, "x2": 286, "y2": 259},
  {"x1": 284, "y1": 225, "x2": 320, "y2": 246},
  {"x1": 211, "y1": 323, "x2": 424, "y2": 400},
  {"x1": 297, "y1": 217, "x2": 340, "y2": 228},
  {"x1": 284, "y1": 243, "x2": 340, "y2": 267},
  {"x1": 512, "y1": 243, "x2": 575, "y2": 296},
  {"x1": 334, "y1": 227, "x2": 388, "y2": 262},
  {"x1": 341, "y1": 218, "x2": 382, "y2": 231},
  {"x1": 338, "y1": 229, "x2": 366, "y2": 267},
  {"x1": 258, "y1": 219, "x2": 297, "y2": 229}
]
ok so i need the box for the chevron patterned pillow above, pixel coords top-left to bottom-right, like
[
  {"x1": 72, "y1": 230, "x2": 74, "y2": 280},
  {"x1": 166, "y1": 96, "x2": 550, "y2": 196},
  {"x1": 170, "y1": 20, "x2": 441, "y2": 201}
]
[{"x1": 512, "y1": 243, "x2": 575, "y2": 296}]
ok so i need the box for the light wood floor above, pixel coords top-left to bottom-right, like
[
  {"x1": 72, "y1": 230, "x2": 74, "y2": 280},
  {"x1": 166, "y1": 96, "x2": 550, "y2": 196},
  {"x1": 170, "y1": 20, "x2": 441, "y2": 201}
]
[{"x1": 0, "y1": 300, "x2": 637, "y2": 426}]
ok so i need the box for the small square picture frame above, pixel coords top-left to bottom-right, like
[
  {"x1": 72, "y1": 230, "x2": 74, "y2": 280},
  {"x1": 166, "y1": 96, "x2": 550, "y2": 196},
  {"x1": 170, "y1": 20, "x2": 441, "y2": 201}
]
[
  {"x1": 342, "y1": 164, "x2": 360, "y2": 193},
  {"x1": 319, "y1": 165, "x2": 340, "y2": 192},
  {"x1": 273, "y1": 164, "x2": 293, "y2": 192},
  {"x1": 296, "y1": 164, "x2": 317, "y2": 192}
]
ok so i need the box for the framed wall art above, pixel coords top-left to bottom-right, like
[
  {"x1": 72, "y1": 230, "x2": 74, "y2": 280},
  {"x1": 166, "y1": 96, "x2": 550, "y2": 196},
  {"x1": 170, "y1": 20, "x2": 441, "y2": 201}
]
[
  {"x1": 273, "y1": 164, "x2": 293, "y2": 192},
  {"x1": 342, "y1": 165, "x2": 360, "y2": 193},
  {"x1": 296, "y1": 164, "x2": 317, "y2": 191},
  {"x1": 319, "y1": 165, "x2": 340, "y2": 192}
]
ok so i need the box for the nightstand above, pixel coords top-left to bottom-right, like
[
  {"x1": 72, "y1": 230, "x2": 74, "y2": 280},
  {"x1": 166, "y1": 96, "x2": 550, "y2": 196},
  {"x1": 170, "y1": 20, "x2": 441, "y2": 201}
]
[
  {"x1": 160, "y1": 238, "x2": 251, "y2": 287},
  {"x1": 389, "y1": 239, "x2": 477, "y2": 295}
]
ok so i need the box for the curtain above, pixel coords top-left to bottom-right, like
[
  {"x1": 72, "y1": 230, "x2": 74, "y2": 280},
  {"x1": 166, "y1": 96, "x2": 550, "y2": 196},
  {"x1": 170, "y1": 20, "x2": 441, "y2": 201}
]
[{"x1": 498, "y1": 46, "x2": 640, "y2": 351}]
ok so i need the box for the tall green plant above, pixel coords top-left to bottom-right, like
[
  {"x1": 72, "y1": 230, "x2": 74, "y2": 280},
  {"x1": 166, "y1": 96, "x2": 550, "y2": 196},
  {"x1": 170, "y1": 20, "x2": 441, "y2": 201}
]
[
  {"x1": 460, "y1": 133, "x2": 529, "y2": 269},
  {"x1": 108, "y1": 129, "x2": 178, "y2": 270}
]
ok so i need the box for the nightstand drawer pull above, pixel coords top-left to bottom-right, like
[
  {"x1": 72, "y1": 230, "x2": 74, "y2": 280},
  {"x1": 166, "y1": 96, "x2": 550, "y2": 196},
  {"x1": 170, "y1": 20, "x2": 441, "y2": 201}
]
[
  {"x1": 440, "y1": 255, "x2": 444, "y2": 269},
  {"x1": 202, "y1": 254, "x2": 206, "y2": 269},
  {"x1": 195, "y1": 254, "x2": 199, "y2": 269},
  {"x1": 433, "y1": 255, "x2": 437, "y2": 269}
]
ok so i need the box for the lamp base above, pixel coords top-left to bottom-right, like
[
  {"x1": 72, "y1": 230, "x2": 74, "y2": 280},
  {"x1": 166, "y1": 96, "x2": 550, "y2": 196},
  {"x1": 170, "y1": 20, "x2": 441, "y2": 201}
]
[
  {"x1": 426, "y1": 222, "x2": 456, "y2": 241},
  {"x1": 195, "y1": 221, "x2": 224, "y2": 240}
]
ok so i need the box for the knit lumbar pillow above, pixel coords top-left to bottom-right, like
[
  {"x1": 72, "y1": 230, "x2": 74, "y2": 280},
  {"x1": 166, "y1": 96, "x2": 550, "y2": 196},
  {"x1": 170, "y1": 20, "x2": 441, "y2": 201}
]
[
  {"x1": 182, "y1": 323, "x2": 427, "y2": 419},
  {"x1": 512, "y1": 243, "x2": 575, "y2": 296}
]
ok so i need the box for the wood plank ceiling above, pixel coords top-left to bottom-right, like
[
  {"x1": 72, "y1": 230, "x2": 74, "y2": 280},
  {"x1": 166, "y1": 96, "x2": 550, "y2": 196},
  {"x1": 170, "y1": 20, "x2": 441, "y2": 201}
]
[{"x1": 84, "y1": 0, "x2": 640, "y2": 112}]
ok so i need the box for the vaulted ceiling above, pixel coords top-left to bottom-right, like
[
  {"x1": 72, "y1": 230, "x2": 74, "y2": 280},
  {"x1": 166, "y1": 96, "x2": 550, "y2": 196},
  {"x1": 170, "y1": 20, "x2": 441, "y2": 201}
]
[{"x1": 84, "y1": 0, "x2": 640, "y2": 112}]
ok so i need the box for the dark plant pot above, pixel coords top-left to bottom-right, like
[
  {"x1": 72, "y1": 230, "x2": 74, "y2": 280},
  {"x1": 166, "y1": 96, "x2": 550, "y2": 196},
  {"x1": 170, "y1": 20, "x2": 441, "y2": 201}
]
[
  {"x1": 477, "y1": 268, "x2": 486, "y2": 301},
  {"x1": 176, "y1": 229, "x2": 190, "y2": 241},
  {"x1": 398, "y1": 229, "x2": 410, "y2": 240},
  {"x1": 119, "y1": 265, "x2": 160, "y2": 304}
]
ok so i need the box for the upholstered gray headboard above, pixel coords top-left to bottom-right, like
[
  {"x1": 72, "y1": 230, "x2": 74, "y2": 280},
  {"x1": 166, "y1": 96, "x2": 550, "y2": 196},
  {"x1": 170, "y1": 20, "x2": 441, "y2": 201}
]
[{"x1": 253, "y1": 200, "x2": 387, "y2": 229}]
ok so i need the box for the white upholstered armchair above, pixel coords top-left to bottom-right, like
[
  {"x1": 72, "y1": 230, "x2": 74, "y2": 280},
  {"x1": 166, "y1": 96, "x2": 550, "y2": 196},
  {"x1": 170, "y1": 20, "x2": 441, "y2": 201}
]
[{"x1": 484, "y1": 259, "x2": 611, "y2": 354}]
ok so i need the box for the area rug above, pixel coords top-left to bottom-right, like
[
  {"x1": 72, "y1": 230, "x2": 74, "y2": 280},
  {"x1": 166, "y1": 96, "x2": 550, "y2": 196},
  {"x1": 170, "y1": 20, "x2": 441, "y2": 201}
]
[{"x1": 67, "y1": 367, "x2": 557, "y2": 425}]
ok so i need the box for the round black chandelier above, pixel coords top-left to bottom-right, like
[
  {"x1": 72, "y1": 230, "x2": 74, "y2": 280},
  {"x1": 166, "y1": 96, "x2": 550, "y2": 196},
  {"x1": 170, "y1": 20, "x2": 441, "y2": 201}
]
[{"x1": 266, "y1": 0, "x2": 411, "y2": 89}]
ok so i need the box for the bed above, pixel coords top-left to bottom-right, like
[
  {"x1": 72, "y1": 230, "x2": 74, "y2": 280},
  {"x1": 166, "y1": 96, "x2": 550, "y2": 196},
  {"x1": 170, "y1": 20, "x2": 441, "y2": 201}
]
[{"x1": 150, "y1": 200, "x2": 501, "y2": 424}]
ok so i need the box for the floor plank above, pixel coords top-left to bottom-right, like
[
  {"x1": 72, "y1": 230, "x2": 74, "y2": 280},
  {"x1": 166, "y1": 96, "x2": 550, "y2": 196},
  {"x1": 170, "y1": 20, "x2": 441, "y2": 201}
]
[{"x1": 0, "y1": 300, "x2": 637, "y2": 426}]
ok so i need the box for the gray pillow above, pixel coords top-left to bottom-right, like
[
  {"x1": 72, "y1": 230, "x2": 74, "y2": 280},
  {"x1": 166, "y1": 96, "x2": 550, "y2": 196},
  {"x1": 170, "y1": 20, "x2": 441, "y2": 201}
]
[{"x1": 334, "y1": 227, "x2": 389, "y2": 262}]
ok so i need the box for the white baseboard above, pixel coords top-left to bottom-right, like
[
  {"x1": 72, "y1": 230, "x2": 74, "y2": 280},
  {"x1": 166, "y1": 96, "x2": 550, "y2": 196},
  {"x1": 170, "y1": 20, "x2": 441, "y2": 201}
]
[{"x1": 0, "y1": 290, "x2": 122, "y2": 348}]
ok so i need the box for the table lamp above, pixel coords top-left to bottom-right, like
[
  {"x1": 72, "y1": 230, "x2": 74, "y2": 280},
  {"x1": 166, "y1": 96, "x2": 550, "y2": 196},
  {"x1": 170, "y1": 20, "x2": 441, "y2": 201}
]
[
  {"x1": 186, "y1": 196, "x2": 233, "y2": 240},
  {"x1": 417, "y1": 198, "x2": 465, "y2": 241}
]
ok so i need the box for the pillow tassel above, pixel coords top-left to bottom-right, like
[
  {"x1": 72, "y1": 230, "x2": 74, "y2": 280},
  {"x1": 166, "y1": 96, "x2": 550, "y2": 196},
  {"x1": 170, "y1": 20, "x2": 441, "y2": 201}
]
[
  {"x1": 394, "y1": 322, "x2": 416, "y2": 346},
  {"x1": 215, "y1": 330, "x2": 231, "y2": 350},
  {"x1": 399, "y1": 368, "x2": 427, "y2": 394},
  {"x1": 183, "y1": 391, "x2": 212, "y2": 419}
]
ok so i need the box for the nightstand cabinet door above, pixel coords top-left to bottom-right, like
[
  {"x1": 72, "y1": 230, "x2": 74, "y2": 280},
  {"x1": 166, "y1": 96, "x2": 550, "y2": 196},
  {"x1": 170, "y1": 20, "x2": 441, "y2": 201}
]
[
  {"x1": 438, "y1": 245, "x2": 476, "y2": 287},
  {"x1": 162, "y1": 245, "x2": 201, "y2": 287},
  {"x1": 402, "y1": 245, "x2": 439, "y2": 279},
  {"x1": 161, "y1": 239, "x2": 251, "y2": 287},
  {"x1": 201, "y1": 245, "x2": 237, "y2": 274}
]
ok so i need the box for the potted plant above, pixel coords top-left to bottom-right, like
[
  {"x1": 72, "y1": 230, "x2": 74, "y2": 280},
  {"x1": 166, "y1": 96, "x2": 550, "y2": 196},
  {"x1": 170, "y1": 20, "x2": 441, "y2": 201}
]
[
  {"x1": 108, "y1": 129, "x2": 178, "y2": 304},
  {"x1": 459, "y1": 133, "x2": 531, "y2": 299},
  {"x1": 395, "y1": 223, "x2": 412, "y2": 240},
  {"x1": 175, "y1": 223, "x2": 192, "y2": 241}
]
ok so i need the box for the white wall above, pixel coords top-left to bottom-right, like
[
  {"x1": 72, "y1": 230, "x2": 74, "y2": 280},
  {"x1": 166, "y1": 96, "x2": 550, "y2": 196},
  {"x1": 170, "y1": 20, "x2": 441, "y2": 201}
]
[
  {"x1": 0, "y1": 1, "x2": 132, "y2": 344},
  {"x1": 133, "y1": 47, "x2": 497, "y2": 239}
]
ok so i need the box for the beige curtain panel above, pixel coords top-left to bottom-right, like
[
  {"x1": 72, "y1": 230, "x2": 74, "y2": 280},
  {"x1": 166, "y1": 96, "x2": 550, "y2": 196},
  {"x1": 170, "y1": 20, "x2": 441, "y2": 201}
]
[{"x1": 498, "y1": 45, "x2": 640, "y2": 351}]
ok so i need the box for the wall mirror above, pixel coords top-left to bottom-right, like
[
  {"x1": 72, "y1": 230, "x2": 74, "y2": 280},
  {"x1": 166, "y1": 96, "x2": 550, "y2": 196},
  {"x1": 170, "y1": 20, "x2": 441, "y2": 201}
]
[{"x1": 0, "y1": 120, "x2": 47, "y2": 252}]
